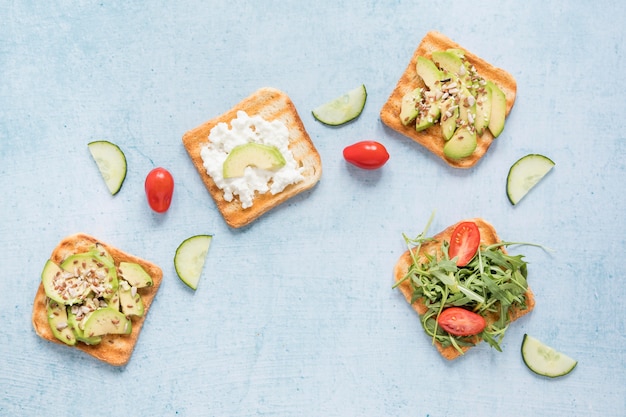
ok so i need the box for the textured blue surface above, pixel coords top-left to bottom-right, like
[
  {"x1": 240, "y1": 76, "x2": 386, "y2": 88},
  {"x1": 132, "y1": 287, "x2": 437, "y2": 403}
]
[{"x1": 1, "y1": 1, "x2": 625, "y2": 416}]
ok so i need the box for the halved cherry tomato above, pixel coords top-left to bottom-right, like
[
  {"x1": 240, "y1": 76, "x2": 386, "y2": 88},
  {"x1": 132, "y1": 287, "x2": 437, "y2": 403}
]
[
  {"x1": 145, "y1": 167, "x2": 174, "y2": 213},
  {"x1": 437, "y1": 307, "x2": 486, "y2": 336},
  {"x1": 448, "y1": 221, "x2": 480, "y2": 267},
  {"x1": 343, "y1": 140, "x2": 389, "y2": 170}
]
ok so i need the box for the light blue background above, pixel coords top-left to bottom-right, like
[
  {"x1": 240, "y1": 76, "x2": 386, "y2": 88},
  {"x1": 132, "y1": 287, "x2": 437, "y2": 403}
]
[{"x1": 2, "y1": 1, "x2": 625, "y2": 416}]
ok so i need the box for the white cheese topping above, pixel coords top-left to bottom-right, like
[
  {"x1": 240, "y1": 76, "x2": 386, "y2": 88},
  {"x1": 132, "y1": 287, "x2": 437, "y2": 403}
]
[{"x1": 200, "y1": 111, "x2": 304, "y2": 209}]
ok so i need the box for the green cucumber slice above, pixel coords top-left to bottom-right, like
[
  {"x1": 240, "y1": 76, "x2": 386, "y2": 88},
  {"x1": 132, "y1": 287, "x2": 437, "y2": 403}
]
[
  {"x1": 312, "y1": 84, "x2": 367, "y2": 126},
  {"x1": 521, "y1": 334, "x2": 577, "y2": 378},
  {"x1": 88, "y1": 140, "x2": 127, "y2": 195},
  {"x1": 174, "y1": 235, "x2": 213, "y2": 290},
  {"x1": 506, "y1": 154, "x2": 555, "y2": 205}
]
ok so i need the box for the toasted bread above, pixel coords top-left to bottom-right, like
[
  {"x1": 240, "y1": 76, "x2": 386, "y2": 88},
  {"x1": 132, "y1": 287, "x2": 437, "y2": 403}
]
[
  {"x1": 393, "y1": 218, "x2": 534, "y2": 360},
  {"x1": 380, "y1": 31, "x2": 517, "y2": 169},
  {"x1": 182, "y1": 87, "x2": 322, "y2": 228},
  {"x1": 32, "y1": 233, "x2": 163, "y2": 366}
]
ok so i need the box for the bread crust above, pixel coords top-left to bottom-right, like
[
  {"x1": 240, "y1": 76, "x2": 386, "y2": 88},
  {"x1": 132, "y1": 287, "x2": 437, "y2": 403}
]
[
  {"x1": 393, "y1": 218, "x2": 534, "y2": 360},
  {"x1": 380, "y1": 31, "x2": 517, "y2": 169},
  {"x1": 32, "y1": 233, "x2": 163, "y2": 366},
  {"x1": 182, "y1": 87, "x2": 322, "y2": 228}
]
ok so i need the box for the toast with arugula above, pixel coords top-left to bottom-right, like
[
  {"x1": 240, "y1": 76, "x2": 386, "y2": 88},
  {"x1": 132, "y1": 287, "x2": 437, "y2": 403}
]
[
  {"x1": 393, "y1": 218, "x2": 534, "y2": 360},
  {"x1": 380, "y1": 31, "x2": 517, "y2": 168},
  {"x1": 32, "y1": 233, "x2": 162, "y2": 366},
  {"x1": 182, "y1": 87, "x2": 322, "y2": 228}
]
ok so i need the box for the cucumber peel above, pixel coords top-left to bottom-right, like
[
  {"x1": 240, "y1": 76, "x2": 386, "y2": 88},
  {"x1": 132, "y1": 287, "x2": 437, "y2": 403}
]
[
  {"x1": 174, "y1": 235, "x2": 213, "y2": 290},
  {"x1": 506, "y1": 154, "x2": 555, "y2": 205},
  {"x1": 521, "y1": 334, "x2": 577, "y2": 378},
  {"x1": 312, "y1": 84, "x2": 367, "y2": 126},
  {"x1": 88, "y1": 140, "x2": 127, "y2": 195}
]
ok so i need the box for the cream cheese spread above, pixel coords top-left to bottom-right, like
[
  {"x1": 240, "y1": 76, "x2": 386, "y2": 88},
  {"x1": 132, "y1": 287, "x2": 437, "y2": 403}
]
[{"x1": 200, "y1": 111, "x2": 304, "y2": 209}]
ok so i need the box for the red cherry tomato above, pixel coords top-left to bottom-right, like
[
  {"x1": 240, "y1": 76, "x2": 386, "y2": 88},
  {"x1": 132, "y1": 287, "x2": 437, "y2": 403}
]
[
  {"x1": 145, "y1": 167, "x2": 174, "y2": 213},
  {"x1": 437, "y1": 307, "x2": 486, "y2": 336},
  {"x1": 448, "y1": 221, "x2": 480, "y2": 267},
  {"x1": 343, "y1": 141, "x2": 389, "y2": 170}
]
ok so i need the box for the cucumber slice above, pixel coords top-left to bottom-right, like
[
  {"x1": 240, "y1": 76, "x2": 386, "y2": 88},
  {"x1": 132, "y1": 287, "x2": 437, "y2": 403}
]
[
  {"x1": 312, "y1": 84, "x2": 367, "y2": 126},
  {"x1": 506, "y1": 154, "x2": 555, "y2": 205},
  {"x1": 88, "y1": 140, "x2": 127, "y2": 195},
  {"x1": 174, "y1": 235, "x2": 213, "y2": 290},
  {"x1": 521, "y1": 334, "x2": 577, "y2": 378}
]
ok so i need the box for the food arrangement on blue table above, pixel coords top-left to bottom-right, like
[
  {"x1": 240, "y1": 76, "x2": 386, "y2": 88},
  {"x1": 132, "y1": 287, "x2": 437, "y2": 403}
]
[{"x1": 33, "y1": 30, "x2": 567, "y2": 374}]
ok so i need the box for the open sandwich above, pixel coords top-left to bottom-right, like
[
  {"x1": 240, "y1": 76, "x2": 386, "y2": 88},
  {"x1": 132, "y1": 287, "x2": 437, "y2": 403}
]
[
  {"x1": 32, "y1": 233, "x2": 163, "y2": 366},
  {"x1": 393, "y1": 218, "x2": 534, "y2": 360},
  {"x1": 380, "y1": 31, "x2": 517, "y2": 168},
  {"x1": 182, "y1": 87, "x2": 322, "y2": 228}
]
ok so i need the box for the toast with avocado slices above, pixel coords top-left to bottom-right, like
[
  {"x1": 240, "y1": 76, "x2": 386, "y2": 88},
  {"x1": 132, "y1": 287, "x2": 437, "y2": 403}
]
[
  {"x1": 182, "y1": 87, "x2": 322, "y2": 228},
  {"x1": 380, "y1": 31, "x2": 517, "y2": 168},
  {"x1": 32, "y1": 233, "x2": 162, "y2": 366},
  {"x1": 393, "y1": 218, "x2": 534, "y2": 360}
]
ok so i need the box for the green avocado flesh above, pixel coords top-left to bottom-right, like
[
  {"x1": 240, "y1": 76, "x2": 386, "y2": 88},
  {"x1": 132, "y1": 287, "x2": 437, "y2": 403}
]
[
  {"x1": 118, "y1": 262, "x2": 153, "y2": 288},
  {"x1": 444, "y1": 127, "x2": 477, "y2": 159},
  {"x1": 400, "y1": 88, "x2": 423, "y2": 126},
  {"x1": 222, "y1": 143, "x2": 286, "y2": 178},
  {"x1": 83, "y1": 307, "x2": 132, "y2": 337},
  {"x1": 47, "y1": 299, "x2": 76, "y2": 346}
]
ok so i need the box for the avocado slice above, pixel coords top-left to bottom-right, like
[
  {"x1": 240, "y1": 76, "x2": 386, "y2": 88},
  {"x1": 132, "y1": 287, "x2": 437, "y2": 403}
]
[
  {"x1": 474, "y1": 83, "x2": 492, "y2": 136},
  {"x1": 91, "y1": 243, "x2": 115, "y2": 269},
  {"x1": 444, "y1": 127, "x2": 477, "y2": 160},
  {"x1": 432, "y1": 51, "x2": 466, "y2": 79},
  {"x1": 432, "y1": 50, "x2": 479, "y2": 98},
  {"x1": 458, "y1": 85, "x2": 476, "y2": 128},
  {"x1": 46, "y1": 299, "x2": 76, "y2": 346},
  {"x1": 440, "y1": 97, "x2": 459, "y2": 141},
  {"x1": 119, "y1": 280, "x2": 144, "y2": 317},
  {"x1": 83, "y1": 307, "x2": 132, "y2": 337},
  {"x1": 118, "y1": 262, "x2": 153, "y2": 288},
  {"x1": 67, "y1": 311, "x2": 102, "y2": 345},
  {"x1": 41, "y1": 260, "x2": 81, "y2": 305},
  {"x1": 416, "y1": 57, "x2": 444, "y2": 91},
  {"x1": 415, "y1": 98, "x2": 441, "y2": 132},
  {"x1": 487, "y1": 81, "x2": 506, "y2": 137},
  {"x1": 222, "y1": 143, "x2": 286, "y2": 178},
  {"x1": 107, "y1": 288, "x2": 120, "y2": 311},
  {"x1": 446, "y1": 48, "x2": 465, "y2": 59},
  {"x1": 400, "y1": 87, "x2": 423, "y2": 126}
]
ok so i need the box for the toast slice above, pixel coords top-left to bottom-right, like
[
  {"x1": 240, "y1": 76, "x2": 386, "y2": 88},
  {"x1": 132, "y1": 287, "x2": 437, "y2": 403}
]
[
  {"x1": 393, "y1": 218, "x2": 534, "y2": 360},
  {"x1": 32, "y1": 233, "x2": 163, "y2": 366},
  {"x1": 380, "y1": 31, "x2": 517, "y2": 169},
  {"x1": 182, "y1": 87, "x2": 322, "y2": 228}
]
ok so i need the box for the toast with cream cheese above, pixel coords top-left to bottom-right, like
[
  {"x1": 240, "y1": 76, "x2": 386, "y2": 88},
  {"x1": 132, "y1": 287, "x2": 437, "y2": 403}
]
[{"x1": 182, "y1": 87, "x2": 322, "y2": 228}]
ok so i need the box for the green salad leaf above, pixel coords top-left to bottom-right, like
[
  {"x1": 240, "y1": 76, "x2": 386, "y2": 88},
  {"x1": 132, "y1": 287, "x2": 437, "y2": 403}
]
[{"x1": 394, "y1": 215, "x2": 548, "y2": 354}]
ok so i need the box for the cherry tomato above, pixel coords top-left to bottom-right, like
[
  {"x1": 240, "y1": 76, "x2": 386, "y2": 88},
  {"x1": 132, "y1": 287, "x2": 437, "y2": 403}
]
[
  {"x1": 145, "y1": 167, "x2": 174, "y2": 213},
  {"x1": 448, "y1": 221, "x2": 480, "y2": 267},
  {"x1": 343, "y1": 140, "x2": 389, "y2": 170},
  {"x1": 437, "y1": 307, "x2": 486, "y2": 336}
]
